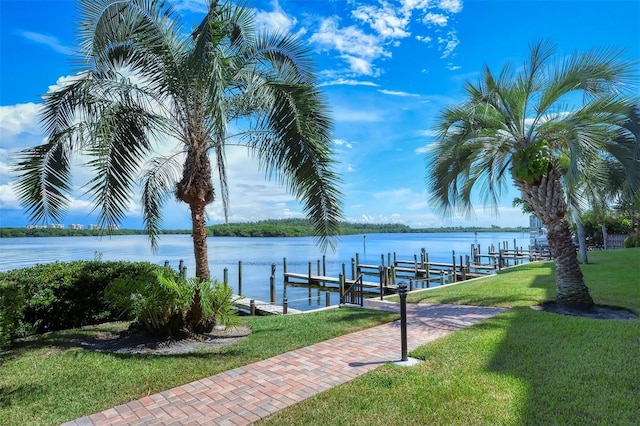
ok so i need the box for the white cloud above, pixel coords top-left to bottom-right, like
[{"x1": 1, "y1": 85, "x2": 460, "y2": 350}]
[
  {"x1": 439, "y1": 0, "x2": 463, "y2": 14},
  {"x1": 447, "y1": 63, "x2": 462, "y2": 71},
  {"x1": 308, "y1": 0, "x2": 464, "y2": 77},
  {"x1": 0, "y1": 103, "x2": 42, "y2": 141},
  {"x1": 334, "y1": 139, "x2": 354, "y2": 149},
  {"x1": 438, "y1": 31, "x2": 459, "y2": 58},
  {"x1": 203, "y1": 145, "x2": 306, "y2": 223},
  {"x1": 311, "y1": 17, "x2": 390, "y2": 76},
  {"x1": 47, "y1": 73, "x2": 86, "y2": 93},
  {"x1": 20, "y1": 32, "x2": 74, "y2": 55},
  {"x1": 352, "y1": 3, "x2": 411, "y2": 39},
  {"x1": 319, "y1": 79, "x2": 379, "y2": 87},
  {"x1": 423, "y1": 13, "x2": 448, "y2": 26},
  {"x1": 254, "y1": 0, "x2": 297, "y2": 34},
  {"x1": 418, "y1": 129, "x2": 440, "y2": 137},
  {"x1": 378, "y1": 89, "x2": 420, "y2": 97},
  {"x1": 343, "y1": 55, "x2": 379, "y2": 76},
  {"x1": 0, "y1": 184, "x2": 20, "y2": 210}
]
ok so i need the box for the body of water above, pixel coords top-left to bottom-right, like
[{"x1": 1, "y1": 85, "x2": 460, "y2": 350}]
[{"x1": 0, "y1": 232, "x2": 531, "y2": 311}]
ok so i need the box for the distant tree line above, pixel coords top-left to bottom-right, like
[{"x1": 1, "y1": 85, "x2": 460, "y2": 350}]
[
  {"x1": 1, "y1": 219, "x2": 528, "y2": 238},
  {"x1": 0, "y1": 228, "x2": 190, "y2": 238},
  {"x1": 206, "y1": 219, "x2": 527, "y2": 237}
]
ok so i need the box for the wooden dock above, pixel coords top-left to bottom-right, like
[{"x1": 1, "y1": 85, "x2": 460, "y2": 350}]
[
  {"x1": 283, "y1": 272, "x2": 381, "y2": 289},
  {"x1": 190, "y1": 239, "x2": 553, "y2": 314},
  {"x1": 279, "y1": 241, "x2": 551, "y2": 306},
  {"x1": 232, "y1": 295, "x2": 301, "y2": 315}
]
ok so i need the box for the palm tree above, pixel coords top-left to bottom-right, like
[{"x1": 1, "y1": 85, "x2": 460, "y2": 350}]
[
  {"x1": 13, "y1": 0, "x2": 343, "y2": 326},
  {"x1": 580, "y1": 105, "x2": 640, "y2": 249},
  {"x1": 427, "y1": 41, "x2": 639, "y2": 311}
]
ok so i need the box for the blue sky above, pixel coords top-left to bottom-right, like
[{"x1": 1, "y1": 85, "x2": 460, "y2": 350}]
[{"x1": 1, "y1": 0, "x2": 639, "y2": 230}]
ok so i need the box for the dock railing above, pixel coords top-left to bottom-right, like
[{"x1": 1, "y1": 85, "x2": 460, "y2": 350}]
[{"x1": 341, "y1": 274, "x2": 364, "y2": 306}]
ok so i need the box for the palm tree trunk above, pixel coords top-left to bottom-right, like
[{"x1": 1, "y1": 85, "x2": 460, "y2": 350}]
[
  {"x1": 515, "y1": 171, "x2": 594, "y2": 311},
  {"x1": 176, "y1": 145, "x2": 215, "y2": 281},
  {"x1": 600, "y1": 223, "x2": 608, "y2": 250},
  {"x1": 176, "y1": 144, "x2": 216, "y2": 330},
  {"x1": 186, "y1": 201, "x2": 209, "y2": 328},
  {"x1": 546, "y1": 219, "x2": 593, "y2": 308},
  {"x1": 190, "y1": 202, "x2": 210, "y2": 280},
  {"x1": 571, "y1": 210, "x2": 588, "y2": 264}
]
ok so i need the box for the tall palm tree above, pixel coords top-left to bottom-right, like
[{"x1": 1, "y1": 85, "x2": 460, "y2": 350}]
[
  {"x1": 427, "y1": 41, "x2": 639, "y2": 311},
  {"x1": 13, "y1": 0, "x2": 343, "y2": 323}
]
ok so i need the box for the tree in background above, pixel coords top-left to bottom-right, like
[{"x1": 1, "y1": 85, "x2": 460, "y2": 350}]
[
  {"x1": 427, "y1": 41, "x2": 639, "y2": 311},
  {"x1": 571, "y1": 105, "x2": 640, "y2": 249},
  {"x1": 13, "y1": 0, "x2": 342, "y2": 330}
]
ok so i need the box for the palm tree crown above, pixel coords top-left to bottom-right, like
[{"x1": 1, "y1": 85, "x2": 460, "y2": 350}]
[
  {"x1": 427, "y1": 40, "x2": 639, "y2": 310},
  {"x1": 14, "y1": 0, "x2": 343, "y2": 283}
]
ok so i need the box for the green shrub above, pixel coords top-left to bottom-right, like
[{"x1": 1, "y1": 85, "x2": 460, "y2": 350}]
[
  {"x1": 0, "y1": 261, "x2": 168, "y2": 336},
  {"x1": 106, "y1": 273, "x2": 239, "y2": 337},
  {"x1": 624, "y1": 233, "x2": 640, "y2": 248},
  {"x1": 106, "y1": 268, "x2": 188, "y2": 337},
  {"x1": 0, "y1": 281, "x2": 26, "y2": 346},
  {"x1": 199, "y1": 280, "x2": 239, "y2": 330}
]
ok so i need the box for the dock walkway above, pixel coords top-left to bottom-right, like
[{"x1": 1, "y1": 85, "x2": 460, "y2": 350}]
[
  {"x1": 63, "y1": 302, "x2": 507, "y2": 425},
  {"x1": 232, "y1": 295, "x2": 301, "y2": 315}
]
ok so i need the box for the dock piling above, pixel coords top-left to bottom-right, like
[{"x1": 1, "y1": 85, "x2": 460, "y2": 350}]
[
  {"x1": 238, "y1": 261, "x2": 242, "y2": 296},
  {"x1": 270, "y1": 274, "x2": 276, "y2": 304}
]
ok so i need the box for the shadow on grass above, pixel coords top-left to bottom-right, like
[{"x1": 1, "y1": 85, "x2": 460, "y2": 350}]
[
  {"x1": 0, "y1": 384, "x2": 41, "y2": 409},
  {"x1": 483, "y1": 272, "x2": 640, "y2": 424}
]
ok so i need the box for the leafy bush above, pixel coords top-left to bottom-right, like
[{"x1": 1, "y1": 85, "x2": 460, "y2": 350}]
[
  {"x1": 106, "y1": 273, "x2": 239, "y2": 337},
  {"x1": 198, "y1": 280, "x2": 239, "y2": 330},
  {"x1": 0, "y1": 281, "x2": 25, "y2": 346},
  {"x1": 0, "y1": 261, "x2": 168, "y2": 337},
  {"x1": 106, "y1": 268, "x2": 188, "y2": 337},
  {"x1": 624, "y1": 234, "x2": 640, "y2": 248}
]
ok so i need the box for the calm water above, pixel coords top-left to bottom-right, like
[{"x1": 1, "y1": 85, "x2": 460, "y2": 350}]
[{"x1": 0, "y1": 232, "x2": 530, "y2": 310}]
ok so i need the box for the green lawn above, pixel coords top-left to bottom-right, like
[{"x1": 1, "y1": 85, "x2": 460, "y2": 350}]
[
  {"x1": 260, "y1": 248, "x2": 640, "y2": 425},
  {"x1": 0, "y1": 308, "x2": 397, "y2": 425},
  {"x1": 2, "y1": 249, "x2": 638, "y2": 425}
]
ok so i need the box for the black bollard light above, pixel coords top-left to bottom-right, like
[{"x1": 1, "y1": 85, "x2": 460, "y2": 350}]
[{"x1": 397, "y1": 281, "x2": 409, "y2": 362}]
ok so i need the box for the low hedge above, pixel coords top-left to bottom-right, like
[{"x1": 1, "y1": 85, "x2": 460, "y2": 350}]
[
  {"x1": 0, "y1": 261, "x2": 169, "y2": 343},
  {"x1": 624, "y1": 233, "x2": 640, "y2": 248}
]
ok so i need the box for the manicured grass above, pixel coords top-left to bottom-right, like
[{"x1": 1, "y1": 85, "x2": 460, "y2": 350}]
[
  {"x1": 0, "y1": 308, "x2": 397, "y2": 425},
  {"x1": 260, "y1": 248, "x2": 640, "y2": 425}
]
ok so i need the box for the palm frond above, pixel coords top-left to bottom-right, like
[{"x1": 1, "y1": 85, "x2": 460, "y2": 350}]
[
  {"x1": 141, "y1": 154, "x2": 182, "y2": 248},
  {"x1": 12, "y1": 137, "x2": 74, "y2": 224}
]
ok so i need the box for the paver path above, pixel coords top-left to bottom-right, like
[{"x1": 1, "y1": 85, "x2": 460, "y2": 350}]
[{"x1": 63, "y1": 302, "x2": 506, "y2": 426}]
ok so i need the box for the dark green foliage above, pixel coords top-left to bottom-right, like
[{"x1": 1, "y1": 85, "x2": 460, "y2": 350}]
[
  {"x1": 1, "y1": 220, "x2": 528, "y2": 239},
  {"x1": 206, "y1": 219, "x2": 527, "y2": 237},
  {"x1": 624, "y1": 234, "x2": 640, "y2": 248},
  {"x1": 0, "y1": 227, "x2": 190, "y2": 238},
  {"x1": 199, "y1": 280, "x2": 239, "y2": 330},
  {"x1": 106, "y1": 273, "x2": 238, "y2": 337},
  {"x1": 207, "y1": 219, "x2": 412, "y2": 237},
  {"x1": 0, "y1": 281, "x2": 25, "y2": 346},
  {"x1": 576, "y1": 210, "x2": 634, "y2": 248},
  {"x1": 0, "y1": 261, "x2": 167, "y2": 338},
  {"x1": 106, "y1": 269, "x2": 188, "y2": 337}
]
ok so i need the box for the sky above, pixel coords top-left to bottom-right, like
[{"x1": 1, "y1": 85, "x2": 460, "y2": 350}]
[{"x1": 1, "y1": 0, "x2": 639, "y2": 230}]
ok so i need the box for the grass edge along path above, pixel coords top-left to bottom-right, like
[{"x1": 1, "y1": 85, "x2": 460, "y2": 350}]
[
  {"x1": 0, "y1": 308, "x2": 397, "y2": 425},
  {"x1": 259, "y1": 248, "x2": 640, "y2": 426}
]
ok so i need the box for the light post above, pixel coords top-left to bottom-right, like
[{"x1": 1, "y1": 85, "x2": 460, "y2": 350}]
[{"x1": 397, "y1": 281, "x2": 408, "y2": 362}]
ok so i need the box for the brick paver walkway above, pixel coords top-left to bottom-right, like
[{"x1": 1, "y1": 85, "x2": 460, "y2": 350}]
[{"x1": 62, "y1": 302, "x2": 506, "y2": 425}]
